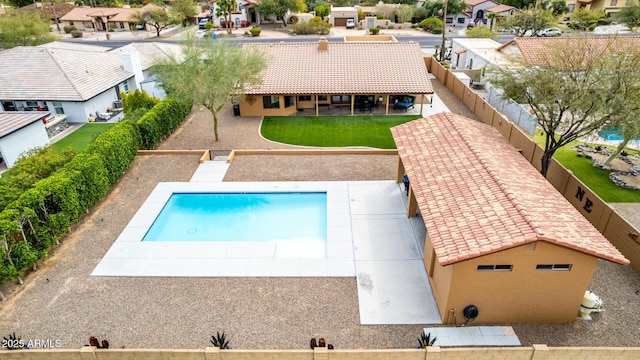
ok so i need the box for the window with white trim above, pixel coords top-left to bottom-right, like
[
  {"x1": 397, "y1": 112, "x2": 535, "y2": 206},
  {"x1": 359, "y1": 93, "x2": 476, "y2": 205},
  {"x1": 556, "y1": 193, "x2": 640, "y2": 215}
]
[
  {"x1": 536, "y1": 264, "x2": 572, "y2": 271},
  {"x1": 477, "y1": 264, "x2": 513, "y2": 272}
]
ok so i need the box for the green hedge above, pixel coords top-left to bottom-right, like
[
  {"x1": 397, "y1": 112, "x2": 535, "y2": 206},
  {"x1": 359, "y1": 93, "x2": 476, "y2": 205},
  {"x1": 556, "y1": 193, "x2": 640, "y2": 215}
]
[{"x1": 0, "y1": 99, "x2": 190, "y2": 290}]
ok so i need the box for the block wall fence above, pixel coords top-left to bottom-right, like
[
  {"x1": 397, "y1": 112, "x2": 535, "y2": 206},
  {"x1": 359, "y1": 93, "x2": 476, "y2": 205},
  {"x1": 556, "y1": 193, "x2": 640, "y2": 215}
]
[
  {"x1": 2, "y1": 345, "x2": 640, "y2": 359},
  {"x1": 424, "y1": 57, "x2": 640, "y2": 273}
]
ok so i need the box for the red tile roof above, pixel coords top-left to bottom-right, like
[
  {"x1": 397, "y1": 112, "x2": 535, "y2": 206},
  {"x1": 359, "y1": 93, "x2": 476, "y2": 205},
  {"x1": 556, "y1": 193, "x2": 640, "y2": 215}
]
[
  {"x1": 391, "y1": 112, "x2": 629, "y2": 266},
  {"x1": 503, "y1": 36, "x2": 640, "y2": 66},
  {"x1": 486, "y1": 4, "x2": 516, "y2": 13},
  {"x1": 243, "y1": 41, "x2": 433, "y2": 95}
]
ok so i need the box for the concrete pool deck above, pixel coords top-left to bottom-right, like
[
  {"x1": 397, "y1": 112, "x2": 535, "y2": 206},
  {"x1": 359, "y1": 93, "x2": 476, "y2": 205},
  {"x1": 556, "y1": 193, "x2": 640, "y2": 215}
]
[{"x1": 92, "y1": 179, "x2": 442, "y2": 325}]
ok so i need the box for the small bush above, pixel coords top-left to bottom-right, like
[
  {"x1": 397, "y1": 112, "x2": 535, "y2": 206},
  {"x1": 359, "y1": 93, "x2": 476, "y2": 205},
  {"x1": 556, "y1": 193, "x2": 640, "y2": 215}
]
[
  {"x1": 63, "y1": 25, "x2": 76, "y2": 34},
  {"x1": 466, "y1": 26, "x2": 497, "y2": 39},
  {"x1": 70, "y1": 30, "x2": 83, "y2": 38},
  {"x1": 369, "y1": 27, "x2": 380, "y2": 34},
  {"x1": 388, "y1": 25, "x2": 395, "y2": 29},
  {"x1": 204, "y1": 22, "x2": 214, "y2": 30},
  {"x1": 419, "y1": 17, "x2": 443, "y2": 33},
  {"x1": 292, "y1": 19, "x2": 331, "y2": 35},
  {"x1": 249, "y1": 27, "x2": 261, "y2": 36}
]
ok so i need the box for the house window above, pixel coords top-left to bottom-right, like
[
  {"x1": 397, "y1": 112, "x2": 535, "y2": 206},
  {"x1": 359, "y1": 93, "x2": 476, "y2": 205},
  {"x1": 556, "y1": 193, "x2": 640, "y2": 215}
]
[
  {"x1": 26, "y1": 101, "x2": 38, "y2": 111},
  {"x1": 318, "y1": 95, "x2": 328, "y2": 101},
  {"x1": 298, "y1": 95, "x2": 312, "y2": 102},
  {"x1": 284, "y1": 96, "x2": 294, "y2": 108},
  {"x1": 1, "y1": 101, "x2": 16, "y2": 111},
  {"x1": 69, "y1": 21, "x2": 74, "y2": 26},
  {"x1": 262, "y1": 95, "x2": 279, "y2": 109},
  {"x1": 331, "y1": 95, "x2": 350, "y2": 104},
  {"x1": 86, "y1": 22, "x2": 94, "y2": 28},
  {"x1": 477, "y1": 265, "x2": 513, "y2": 271},
  {"x1": 119, "y1": 22, "x2": 125, "y2": 29},
  {"x1": 457, "y1": 18, "x2": 466, "y2": 24},
  {"x1": 568, "y1": 4, "x2": 575, "y2": 11},
  {"x1": 53, "y1": 101, "x2": 64, "y2": 115},
  {"x1": 611, "y1": 0, "x2": 617, "y2": 5},
  {"x1": 123, "y1": 81, "x2": 129, "y2": 93},
  {"x1": 536, "y1": 264, "x2": 572, "y2": 271}
]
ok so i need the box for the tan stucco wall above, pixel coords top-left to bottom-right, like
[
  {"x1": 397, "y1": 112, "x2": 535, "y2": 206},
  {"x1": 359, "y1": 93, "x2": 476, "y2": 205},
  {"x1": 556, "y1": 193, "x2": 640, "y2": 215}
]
[
  {"x1": 424, "y1": 235, "x2": 454, "y2": 322},
  {"x1": 425, "y1": 240, "x2": 599, "y2": 324},
  {"x1": 239, "y1": 95, "x2": 297, "y2": 117}
]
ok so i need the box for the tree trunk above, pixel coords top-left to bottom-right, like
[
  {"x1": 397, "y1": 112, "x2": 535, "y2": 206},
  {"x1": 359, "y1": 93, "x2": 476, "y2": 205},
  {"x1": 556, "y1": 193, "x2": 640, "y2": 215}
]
[
  {"x1": 0, "y1": 290, "x2": 5, "y2": 301},
  {"x1": 604, "y1": 138, "x2": 630, "y2": 166},
  {"x1": 209, "y1": 106, "x2": 220, "y2": 142},
  {"x1": 51, "y1": 2, "x2": 61, "y2": 33},
  {"x1": 540, "y1": 150, "x2": 554, "y2": 177},
  {"x1": 281, "y1": 18, "x2": 287, "y2": 27}
]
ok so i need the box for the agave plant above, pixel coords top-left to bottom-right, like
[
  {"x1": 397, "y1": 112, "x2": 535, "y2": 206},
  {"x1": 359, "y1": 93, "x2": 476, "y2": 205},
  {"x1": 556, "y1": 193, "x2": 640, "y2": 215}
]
[
  {"x1": 417, "y1": 330, "x2": 437, "y2": 348},
  {"x1": 2, "y1": 332, "x2": 25, "y2": 350},
  {"x1": 210, "y1": 331, "x2": 230, "y2": 349}
]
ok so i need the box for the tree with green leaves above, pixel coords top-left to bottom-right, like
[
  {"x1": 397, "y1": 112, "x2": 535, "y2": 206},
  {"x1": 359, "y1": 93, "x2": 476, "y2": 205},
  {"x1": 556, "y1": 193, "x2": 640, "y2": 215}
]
[
  {"x1": 500, "y1": 0, "x2": 535, "y2": 8},
  {"x1": 314, "y1": 2, "x2": 330, "y2": 19},
  {"x1": 216, "y1": 0, "x2": 237, "y2": 34},
  {"x1": 395, "y1": 4, "x2": 415, "y2": 24},
  {"x1": 548, "y1": 0, "x2": 570, "y2": 17},
  {"x1": 170, "y1": 0, "x2": 197, "y2": 27},
  {"x1": 129, "y1": 8, "x2": 178, "y2": 37},
  {"x1": 569, "y1": 8, "x2": 606, "y2": 31},
  {"x1": 599, "y1": 53, "x2": 640, "y2": 165},
  {"x1": 0, "y1": 10, "x2": 56, "y2": 49},
  {"x1": 617, "y1": 0, "x2": 640, "y2": 31},
  {"x1": 256, "y1": 0, "x2": 304, "y2": 27},
  {"x1": 422, "y1": 0, "x2": 468, "y2": 19},
  {"x1": 152, "y1": 38, "x2": 266, "y2": 141},
  {"x1": 488, "y1": 37, "x2": 640, "y2": 176},
  {"x1": 503, "y1": 7, "x2": 556, "y2": 36}
]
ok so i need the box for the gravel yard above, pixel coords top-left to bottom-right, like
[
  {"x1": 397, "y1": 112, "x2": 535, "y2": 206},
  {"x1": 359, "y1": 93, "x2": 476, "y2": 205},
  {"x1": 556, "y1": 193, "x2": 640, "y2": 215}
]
[{"x1": 0, "y1": 86, "x2": 639, "y2": 350}]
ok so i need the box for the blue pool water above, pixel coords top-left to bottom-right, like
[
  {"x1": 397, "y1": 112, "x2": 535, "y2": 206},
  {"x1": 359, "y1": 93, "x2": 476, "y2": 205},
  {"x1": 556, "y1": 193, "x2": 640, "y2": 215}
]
[
  {"x1": 598, "y1": 126, "x2": 640, "y2": 145},
  {"x1": 142, "y1": 192, "x2": 327, "y2": 242}
]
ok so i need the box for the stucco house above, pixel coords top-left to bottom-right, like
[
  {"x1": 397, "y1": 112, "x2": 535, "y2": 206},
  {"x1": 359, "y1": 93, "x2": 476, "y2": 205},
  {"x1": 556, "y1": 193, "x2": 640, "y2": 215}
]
[
  {"x1": 0, "y1": 111, "x2": 50, "y2": 168},
  {"x1": 391, "y1": 112, "x2": 628, "y2": 323},
  {"x1": 239, "y1": 39, "x2": 433, "y2": 117},
  {"x1": 0, "y1": 41, "x2": 182, "y2": 124},
  {"x1": 59, "y1": 4, "x2": 161, "y2": 32}
]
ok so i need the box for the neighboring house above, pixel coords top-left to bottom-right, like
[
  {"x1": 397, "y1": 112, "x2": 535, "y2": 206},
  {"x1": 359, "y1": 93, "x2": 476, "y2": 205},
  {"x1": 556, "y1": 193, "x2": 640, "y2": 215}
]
[
  {"x1": 59, "y1": 4, "x2": 162, "y2": 32},
  {"x1": 329, "y1": 6, "x2": 358, "y2": 27},
  {"x1": 391, "y1": 112, "x2": 628, "y2": 323},
  {"x1": 198, "y1": 0, "x2": 276, "y2": 27},
  {"x1": 451, "y1": 38, "x2": 510, "y2": 70},
  {"x1": 0, "y1": 111, "x2": 50, "y2": 168},
  {"x1": 0, "y1": 41, "x2": 182, "y2": 124},
  {"x1": 239, "y1": 39, "x2": 434, "y2": 116},
  {"x1": 566, "y1": 0, "x2": 625, "y2": 14},
  {"x1": 19, "y1": 2, "x2": 76, "y2": 24}
]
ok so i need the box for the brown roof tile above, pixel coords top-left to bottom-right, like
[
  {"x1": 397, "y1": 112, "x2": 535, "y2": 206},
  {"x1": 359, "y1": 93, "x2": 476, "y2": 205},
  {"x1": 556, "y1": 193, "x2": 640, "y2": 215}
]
[
  {"x1": 391, "y1": 112, "x2": 629, "y2": 266},
  {"x1": 243, "y1": 41, "x2": 433, "y2": 95}
]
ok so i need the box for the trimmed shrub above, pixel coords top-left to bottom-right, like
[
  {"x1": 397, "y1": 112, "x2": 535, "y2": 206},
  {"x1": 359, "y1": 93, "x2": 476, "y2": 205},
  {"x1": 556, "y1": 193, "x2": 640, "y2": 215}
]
[
  {"x1": 70, "y1": 30, "x2": 83, "y2": 38},
  {"x1": 121, "y1": 89, "x2": 159, "y2": 116},
  {"x1": 136, "y1": 98, "x2": 191, "y2": 149},
  {"x1": 292, "y1": 19, "x2": 331, "y2": 35},
  {"x1": 250, "y1": 27, "x2": 261, "y2": 36},
  {"x1": 63, "y1": 25, "x2": 77, "y2": 34},
  {"x1": 369, "y1": 27, "x2": 380, "y2": 34},
  {"x1": 466, "y1": 26, "x2": 497, "y2": 39},
  {"x1": 420, "y1": 18, "x2": 443, "y2": 33}
]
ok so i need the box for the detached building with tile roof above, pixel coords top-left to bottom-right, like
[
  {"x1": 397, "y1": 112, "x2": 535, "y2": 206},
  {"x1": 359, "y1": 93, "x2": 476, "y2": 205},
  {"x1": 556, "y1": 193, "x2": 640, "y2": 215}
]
[
  {"x1": 239, "y1": 39, "x2": 434, "y2": 117},
  {"x1": 391, "y1": 112, "x2": 628, "y2": 323},
  {"x1": 0, "y1": 42, "x2": 181, "y2": 124},
  {"x1": 0, "y1": 112, "x2": 50, "y2": 168}
]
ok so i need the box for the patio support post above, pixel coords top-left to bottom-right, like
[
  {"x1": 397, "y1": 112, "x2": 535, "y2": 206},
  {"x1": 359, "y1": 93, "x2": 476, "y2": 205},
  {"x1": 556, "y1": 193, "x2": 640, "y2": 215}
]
[
  {"x1": 315, "y1": 96, "x2": 319, "y2": 116},
  {"x1": 385, "y1": 94, "x2": 389, "y2": 115},
  {"x1": 420, "y1": 94, "x2": 424, "y2": 115},
  {"x1": 396, "y1": 157, "x2": 405, "y2": 183},
  {"x1": 350, "y1": 95, "x2": 355, "y2": 116},
  {"x1": 407, "y1": 185, "x2": 418, "y2": 217}
]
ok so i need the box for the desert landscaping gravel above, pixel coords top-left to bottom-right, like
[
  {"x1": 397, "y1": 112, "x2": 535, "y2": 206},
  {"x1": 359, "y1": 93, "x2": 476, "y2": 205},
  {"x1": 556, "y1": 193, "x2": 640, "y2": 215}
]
[{"x1": 0, "y1": 85, "x2": 639, "y2": 350}]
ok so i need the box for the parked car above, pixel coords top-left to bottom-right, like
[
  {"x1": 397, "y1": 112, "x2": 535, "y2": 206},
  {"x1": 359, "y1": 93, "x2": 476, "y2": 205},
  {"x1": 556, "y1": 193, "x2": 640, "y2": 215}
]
[
  {"x1": 346, "y1": 19, "x2": 355, "y2": 29},
  {"x1": 467, "y1": 22, "x2": 475, "y2": 29},
  {"x1": 536, "y1": 28, "x2": 562, "y2": 37},
  {"x1": 199, "y1": 18, "x2": 211, "y2": 29}
]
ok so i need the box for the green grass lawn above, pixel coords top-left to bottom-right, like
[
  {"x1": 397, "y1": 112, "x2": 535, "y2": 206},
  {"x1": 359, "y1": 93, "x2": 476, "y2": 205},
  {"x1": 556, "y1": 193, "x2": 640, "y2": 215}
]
[
  {"x1": 260, "y1": 115, "x2": 421, "y2": 149},
  {"x1": 52, "y1": 123, "x2": 116, "y2": 154},
  {"x1": 533, "y1": 132, "x2": 640, "y2": 202}
]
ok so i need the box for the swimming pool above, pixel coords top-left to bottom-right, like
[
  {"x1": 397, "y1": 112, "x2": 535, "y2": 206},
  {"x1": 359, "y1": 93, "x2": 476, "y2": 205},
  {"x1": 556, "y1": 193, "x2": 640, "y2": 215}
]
[
  {"x1": 598, "y1": 126, "x2": 640, "y2": 145},
  {"x1": 142, "y1": 192, "x2": 327, "y2": 242}
]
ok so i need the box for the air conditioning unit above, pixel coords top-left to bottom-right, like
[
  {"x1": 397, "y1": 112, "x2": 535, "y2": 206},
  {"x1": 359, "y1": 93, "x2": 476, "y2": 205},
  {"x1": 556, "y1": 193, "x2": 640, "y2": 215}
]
[{"x1": 113, "y1": 100, "x2": 123, "y2": 109}]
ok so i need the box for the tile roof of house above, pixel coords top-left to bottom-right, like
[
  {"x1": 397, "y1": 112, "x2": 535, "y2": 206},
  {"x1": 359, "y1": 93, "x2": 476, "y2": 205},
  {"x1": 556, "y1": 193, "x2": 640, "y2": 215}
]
[
  {"x1": 486, "y1": 4, "x2": 516, "y2": 13},
  {"x1": 465, "y1": 0, "x2": 496, "y2": 6},
  {"x1": 0, "y1": 42, "x2": 181, "y2": 102},
  {"x1": 499, "y1": 36, "x2": 640, "y2": 66},
  {"x1": 59, "y1": 4, "x2": 160, "y2": 22},
  {"x1": 391, "y1": 112, "x2": 629, "y2": 266},
  {"x1": 244, "y1": 40, "x2": 433, "y2": 95},
  {"x1": 0, "y1": 111, "x2": 49, "y2": 138}
]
